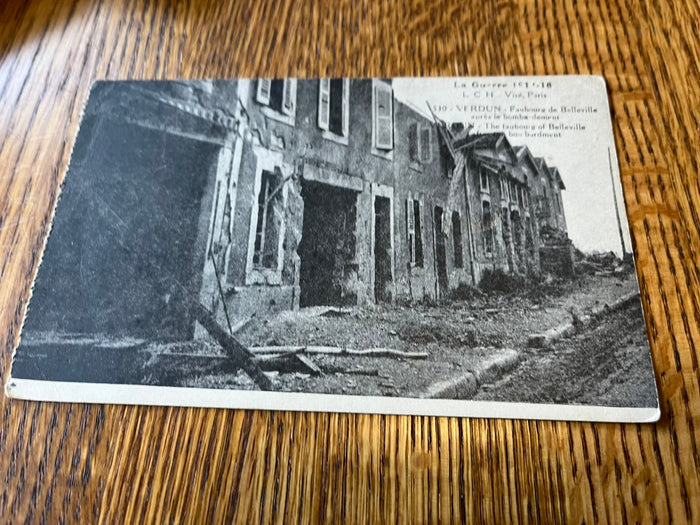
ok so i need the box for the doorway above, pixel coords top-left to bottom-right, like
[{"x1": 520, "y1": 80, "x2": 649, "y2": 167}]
[
  {"x1": 374, "y1": 196, "x2": 392, "y2": 302},
  {"x1": 26, "y1": 118, "x2": 220, "y2": 341},
  {"x1": 434, "y1": 206, "x2": 448, "y2": 297},
  {"x1": 299, "y1": 181, "x2": 357, "y2": 307},
  {"x1": 502, "y1": 206, "x2": 513, "y2": 272},
  {"x1": 511, "y1": 209, "x2": 523, "y2": 271}
]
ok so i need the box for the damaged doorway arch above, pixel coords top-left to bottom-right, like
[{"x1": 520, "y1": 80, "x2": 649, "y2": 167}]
[
  {"x1": 371, "y1": 183, "x2": 395, "y2": 304},
  {"x1": 298, "y1": 180, "x2": 359, "y2": 307}
]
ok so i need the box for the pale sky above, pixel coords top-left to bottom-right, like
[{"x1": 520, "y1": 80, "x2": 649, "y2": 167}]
[{"x1": 393, "y1": 76, "x2": 631, "y2": 256}]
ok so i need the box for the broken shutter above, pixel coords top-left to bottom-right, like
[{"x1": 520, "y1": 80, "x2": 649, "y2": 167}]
[
  {"x1": 420, "y1": 126, "x2": 431, "y2": 163},
  {"x1": 281, "y1": 80, "x2": 296, "y2": 115},
  {"x1": 318, "y1": 78, "x2": 330, "y2": 130},
  {"x1": 409, "y1": 123, "x2": 420, "y2": 162},
  {"x1": 342, "y1": 78, "x2": 350, "y2": 137},
  {"x1": 480, "y1": 168, "x2": 489, "y2": 193},
  {"x1": 482, "y1": 201, "x2": 493, "y2": 254},
  {"x1": 374, "y1": 83, "x2": 393, "y2": 150},
  {"x1": 257, "y1": 79, "x2": 272, "y2": 105}
]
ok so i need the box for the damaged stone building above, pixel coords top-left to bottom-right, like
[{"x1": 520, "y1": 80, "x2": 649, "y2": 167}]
[
  {"x1": 198, "y1": 78, "x2": 485, "y2": 323},
  {"x1": 192, "y1": 78, "x2": 570, "y2": 325},
  {"x1": 448, "y1": 132, "x2": 570, "y2": 281},
  {"x1": 37, "y1": 79, "x2": 568, "y2": 342}
]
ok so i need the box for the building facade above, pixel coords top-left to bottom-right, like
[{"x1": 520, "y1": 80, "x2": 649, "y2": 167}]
[
  {"x1": 80, "y1": 79, "x2": 567, "y2": 334},
  {"x1": 190, "y1": 78, "x2": 570, "y2": 326},
  {"x1": 27, "y1": 79, "x2": 567, "y2": 344}
]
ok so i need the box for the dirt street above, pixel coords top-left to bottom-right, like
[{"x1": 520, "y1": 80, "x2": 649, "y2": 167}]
[
  {"x1": 185, "y1": 273, "x2": 656, "y2": 406},
  {"x1": 474, "y1": 300, "x2": 658, "y2": 407}
]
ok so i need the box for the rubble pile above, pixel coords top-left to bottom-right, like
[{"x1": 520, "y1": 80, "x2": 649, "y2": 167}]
[
  {"x1": 574, "y1": 250, "x2": 634, "y2": 276},
  {"x1": 538, "y1": 225, "x2": 576, "y2": 277}
]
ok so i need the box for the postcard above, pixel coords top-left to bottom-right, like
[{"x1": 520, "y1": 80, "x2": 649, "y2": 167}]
[{"x1": 6, "y1": 76, "x2": 659, "y2": 422}]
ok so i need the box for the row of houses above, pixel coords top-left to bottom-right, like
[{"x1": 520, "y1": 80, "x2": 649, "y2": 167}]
[
  {"x1": 189, "y1": 78, "x2": 570, "y2": 326},
  {"x1": 54, "y1": 79, "x2": 570, "y2": 339}
]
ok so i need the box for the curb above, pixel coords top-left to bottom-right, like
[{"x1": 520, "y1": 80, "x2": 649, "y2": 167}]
[
  {"x1": 421, "y1": 349, "x2": 520, "y2": 400},
  {"x1": 528, "y1": 291, "x2": 640, "y2": 348}
]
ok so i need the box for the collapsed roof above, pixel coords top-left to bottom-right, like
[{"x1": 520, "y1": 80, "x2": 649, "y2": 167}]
[{"x1": 426, "y1": 106, "x2": 566, "y2": 191}]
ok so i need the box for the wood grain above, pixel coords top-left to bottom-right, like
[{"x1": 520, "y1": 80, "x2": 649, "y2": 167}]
[{"x1": 1, "y1": 0, "x2": 699, "y2": 522}]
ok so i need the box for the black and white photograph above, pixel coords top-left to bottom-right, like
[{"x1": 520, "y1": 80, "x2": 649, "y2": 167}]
[{"x1": 7, "y1": 76, "x2": 659, "y2": 421}]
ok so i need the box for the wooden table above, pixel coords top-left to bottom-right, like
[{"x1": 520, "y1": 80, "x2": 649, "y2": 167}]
[{"x1": 1, "y1": 1, "x2": 698, "y2": 522}]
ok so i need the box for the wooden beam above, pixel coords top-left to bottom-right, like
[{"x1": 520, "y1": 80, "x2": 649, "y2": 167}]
[
  {"x1": 177, "y1": 285, "x2": 273, "y2": 390},
  {"x1": 250, "y1": 345, "x2": 429, "y2": 360}
]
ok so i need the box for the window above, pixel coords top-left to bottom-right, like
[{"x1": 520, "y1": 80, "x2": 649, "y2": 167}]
[
  {"x1": 318, "y1": 78, "x2": 349, "y2": 137},
  {"x1": 406, "y1": 198, "x2": 423, "y2": 267},
  {"x1": 373, "y1": 81, "x2": 394, "y2": 151},
  {"x1": 482, "y1": 200, "x2": 493, "y2": 255},
  {"x1": 408, "y1": 123, "x2": 432, "y2": 165},
  {"x1": 480, "y1": 168, "x2": 490, "y2": 193},
  {"x1": 253, "y1": 168, "x2": 285, "y2": 270},
  {"x1": 499, "y1": 177, "x2": 508, "y2": 201},
  {"x1": 256, "y1": 79, "x2": 296, "y2": 116},
  {"x1": 452, "y1": 211, "x2": 463, "y2": 268},
  {"x1": 523, "y1": 188, "x2": 529, "y2": 208}
]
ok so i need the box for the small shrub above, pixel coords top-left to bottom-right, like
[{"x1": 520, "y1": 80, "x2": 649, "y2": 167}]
[
  {"x1": 479, "y1": 269, "x2": 527, "y2": 294},
  {"x1": 448, "y1": 283, "x2": 482, "y2": 302},
  {"x1": 420, "y1": 294, "x2": 440, "y2": 307}
]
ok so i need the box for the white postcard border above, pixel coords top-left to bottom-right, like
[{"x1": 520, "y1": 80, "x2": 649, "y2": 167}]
[{"x1": 7, "y1": 378, "x2": 660, "y2": 423}]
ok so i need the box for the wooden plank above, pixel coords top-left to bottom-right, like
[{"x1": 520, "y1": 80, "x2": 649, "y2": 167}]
[
  {"x1": 250, "y1": 345, "x2": 429, "y2": 359},
  {"x1": 254, "y1": 353, "x2": 322, "y2": 375}
]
